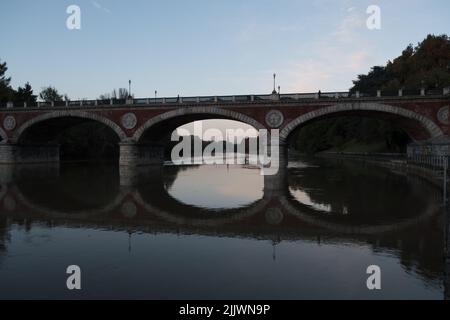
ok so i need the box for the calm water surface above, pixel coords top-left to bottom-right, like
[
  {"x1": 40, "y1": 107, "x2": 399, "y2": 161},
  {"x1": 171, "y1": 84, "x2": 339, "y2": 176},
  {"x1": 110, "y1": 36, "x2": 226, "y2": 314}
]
[{"x1": 0, "y1": 157, "x2": 446, "y2": 299}]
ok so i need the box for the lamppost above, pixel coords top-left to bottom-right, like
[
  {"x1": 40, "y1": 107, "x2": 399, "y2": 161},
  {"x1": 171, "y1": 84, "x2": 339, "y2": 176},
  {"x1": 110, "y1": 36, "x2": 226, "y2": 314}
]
[
  {"x1": 155, "y1": 90, "x2": 157, "y2": 100},
  {"x1": 272, "y1": 73, "x2": 277, "y2": 94},
  {"x1": 128, "y1": 80, "x2": 132, "y2": 99}
]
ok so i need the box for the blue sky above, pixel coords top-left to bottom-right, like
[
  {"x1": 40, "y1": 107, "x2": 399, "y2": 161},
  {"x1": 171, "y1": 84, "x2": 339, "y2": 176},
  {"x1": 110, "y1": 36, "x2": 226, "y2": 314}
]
[{"x1": 1, "y1": 0, "x2": 449, "y2": 100}]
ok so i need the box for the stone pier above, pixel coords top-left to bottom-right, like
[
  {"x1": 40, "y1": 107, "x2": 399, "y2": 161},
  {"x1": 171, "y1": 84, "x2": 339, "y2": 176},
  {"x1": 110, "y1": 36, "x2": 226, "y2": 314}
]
[
  {"x1": 119, "y1": 143, "x2": 165, "y2": 166},
  {"x1": 263, "y1": 145, "x2": 288, "y2": 198},
  {"x1": 119, "y1": 165, "x2": 164, "y2": 187},
  {"x1": 0, "y1": 144, "x2": 60, "y2": 164}
]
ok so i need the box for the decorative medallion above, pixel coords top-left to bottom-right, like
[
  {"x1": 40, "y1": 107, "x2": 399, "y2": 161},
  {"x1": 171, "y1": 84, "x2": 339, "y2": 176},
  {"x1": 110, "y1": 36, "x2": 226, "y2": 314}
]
[
  {"x1": 3, "y1": 116, "x2": 16, "y2": 131},
  {"x1": 437, "y1": 106, "x2": 449, "y2": 125},
  {"x1": 265, "y1": 208, "x2": 284, "y2": 225},
  {"x1": 121, "y1": 113, "x2": 138, "y2": 130},
  {"x1": 265, "y1": 110, "x2": 284, "y2": 128}
]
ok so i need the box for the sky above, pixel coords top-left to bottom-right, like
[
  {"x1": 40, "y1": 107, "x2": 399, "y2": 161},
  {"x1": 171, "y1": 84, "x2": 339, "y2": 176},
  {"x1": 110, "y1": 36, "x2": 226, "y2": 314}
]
[{"x1": 1, "y1": 0, "x2": 449, "y2": 101}]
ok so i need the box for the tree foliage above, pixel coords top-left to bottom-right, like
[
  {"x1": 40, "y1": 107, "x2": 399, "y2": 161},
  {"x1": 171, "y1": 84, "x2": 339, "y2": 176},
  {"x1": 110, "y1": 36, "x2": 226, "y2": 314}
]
[
  {"x1": 1, "y1": 60, "x2": 39, "y2": 106},
  {"x1": 291, "y1": 117, "x2": 410, "y2": 154},
  {"x1": 39, "y1": 86, "x2": 64, "y2": 103},
  {"x1": 351, "y1": 34, "x2": 450, "y2": 93},
  {"x1": 15, "y1": 82, "x2": 37, "y2": 105},
  {"x1": 98, "y1": 88, "x2": 130, "y2": 100},
  {"x1": 0, "y1": 60, "x2": 13, "y2": 104}
]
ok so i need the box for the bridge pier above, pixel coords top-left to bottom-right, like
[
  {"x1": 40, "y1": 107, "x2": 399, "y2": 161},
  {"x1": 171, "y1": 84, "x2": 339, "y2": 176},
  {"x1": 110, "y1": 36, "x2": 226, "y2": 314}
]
[
  {"x1": 0, "y1": 144, "x2": 60, "y2": 164},
  {"x1": 119, "y1": 142, "x2": 165, "y2": 166},
  {"x1": 263, "y1": 146, "x2": 288, "y2": 197},
  {"x1": 119, "y1": 165, "x2": 164, "y2": 187}
]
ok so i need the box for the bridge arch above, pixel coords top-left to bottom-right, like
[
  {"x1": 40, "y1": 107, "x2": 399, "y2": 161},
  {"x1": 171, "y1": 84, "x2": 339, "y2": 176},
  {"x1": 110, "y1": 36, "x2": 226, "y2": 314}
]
[
  {"x1": 11, "y1": 110, "x2": 128, "y2": 144},
  {"x1": 133, "y1": 107, "x2": 266, "y2": 142},
  {"x1": 280, "y1": 102, "x2": 444, "y2": 143}
]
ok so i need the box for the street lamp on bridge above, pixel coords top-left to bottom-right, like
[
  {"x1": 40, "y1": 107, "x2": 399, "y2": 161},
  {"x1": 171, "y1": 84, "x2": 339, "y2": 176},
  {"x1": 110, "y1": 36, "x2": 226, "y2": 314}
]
[
  {"x1": 272, "y1": 73, "x2": 277, "y2": 94},
  {"x1": 128, "y1": 80, "x2": 132, "y2": 99}
]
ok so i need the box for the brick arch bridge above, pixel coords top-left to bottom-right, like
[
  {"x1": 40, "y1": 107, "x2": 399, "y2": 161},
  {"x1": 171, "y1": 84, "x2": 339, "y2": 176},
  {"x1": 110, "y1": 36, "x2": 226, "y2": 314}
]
[{"x1": 0, "y1": 91, "x2": 448, "y2": 164}]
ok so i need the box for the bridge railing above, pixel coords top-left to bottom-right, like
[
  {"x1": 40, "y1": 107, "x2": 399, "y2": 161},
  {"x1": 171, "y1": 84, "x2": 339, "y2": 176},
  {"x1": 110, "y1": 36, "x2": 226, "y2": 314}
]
[
  {"x1": 408, "y1": 154, "x2": 450, "y2": 204},
  {"x1": 1, "y1": 87, "x2": 449, "y2": 109},
  {"x1": 407, "y1": 154, "x2": 449, "y2": 174}
]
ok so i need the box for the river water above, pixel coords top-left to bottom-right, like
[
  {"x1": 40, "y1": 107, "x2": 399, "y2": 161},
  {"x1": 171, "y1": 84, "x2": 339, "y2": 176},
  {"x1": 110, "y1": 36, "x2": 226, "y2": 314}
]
[{"x1": 0, "y1": 157, "x2": 446, "y2": 299}]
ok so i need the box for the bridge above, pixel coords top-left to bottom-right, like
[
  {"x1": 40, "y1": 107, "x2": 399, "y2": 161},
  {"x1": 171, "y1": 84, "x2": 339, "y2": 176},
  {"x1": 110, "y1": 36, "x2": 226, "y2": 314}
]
[{"x1": 0, "y1": 89, "x2": 449, "y2": 165}]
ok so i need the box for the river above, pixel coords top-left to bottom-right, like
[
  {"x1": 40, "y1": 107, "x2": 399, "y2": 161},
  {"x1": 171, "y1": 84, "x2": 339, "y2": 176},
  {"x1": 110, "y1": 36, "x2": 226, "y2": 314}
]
[{"x1": 0, "y1": 156, "x2": 446, "y2": 299}]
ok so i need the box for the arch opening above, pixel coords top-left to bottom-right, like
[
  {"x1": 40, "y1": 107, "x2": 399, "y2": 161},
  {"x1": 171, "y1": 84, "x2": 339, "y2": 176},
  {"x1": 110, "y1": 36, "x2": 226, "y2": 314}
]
[
  {"x1": 17, "y1": 116, "x2": 122, "y2": 162},
  {"x1": 137, "y1": 112, "x2": 262, "y2": 162},
  {"x1": 282, "y1": 104, "x2": 443, "y2": 154},
  {"x1": 134, "y1": 107, "x2": 265, "y2": 144},
  {"x1": 287, "y1": 112, "x2": 414, "y2": 154}
]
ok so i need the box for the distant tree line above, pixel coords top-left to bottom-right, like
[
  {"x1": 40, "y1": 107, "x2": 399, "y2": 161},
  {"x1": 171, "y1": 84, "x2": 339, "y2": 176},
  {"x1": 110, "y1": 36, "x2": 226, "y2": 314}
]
[
  {"x1": 0, "y1": 61, "x2": 37, "y2": 106},
  {"x1": 0, "y1": 59, "x2": 132, "y2": 106}
]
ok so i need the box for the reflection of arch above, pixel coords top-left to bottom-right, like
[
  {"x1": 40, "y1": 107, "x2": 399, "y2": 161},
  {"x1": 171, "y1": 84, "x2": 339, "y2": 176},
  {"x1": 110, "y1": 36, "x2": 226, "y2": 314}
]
[
  {"x1": 8, "y1": 182, "x2": 267, "y2": 228},
  {"x1": 133, "y1": 190, "x2": 269, "y2": 227},
  {"x1": 11, "y1": 111, "x2": 128, "y2": 143},
  {"x1": 133, "y1": 164, "x2": 267, "y2": 225},
  {"x1": 133, "y1": 107, "x2": 266, "y2": 142},
  {"x1": 280, "y1": 195, "x2": 440, "y2": 235},
  {"x1": 10, "y1": 185, "x2": 128, "y2": 219},
  {"x1": 280, "y1": 103, "x2": 444, "y2": 143}
]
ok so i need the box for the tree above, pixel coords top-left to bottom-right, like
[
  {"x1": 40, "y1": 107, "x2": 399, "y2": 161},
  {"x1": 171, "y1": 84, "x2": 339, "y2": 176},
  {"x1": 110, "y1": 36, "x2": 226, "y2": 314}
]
[
  {"x1": 99, "y1": 88, "x2": 130, "y2": 100},
  {"x1": 118, "y1": 88, "x2": 129, "y2": 99},
  {"x1": 0, "y1": 60, "x2": 11, "y2": 87},
  {"x1": 15, "y1": 82, "x2": 37, "y2": 105},
  {"x1": 98, "y1": 93, "x2": 111, "y2": 100},
  {"x1": 350, "y1": 66, "x2": 391, "y2": 94},
  {"x1": 39, "y1": 86, "x2": 64, "y2": 102},
  {"x1": 0, "y1": 60, "x2": 13, "y2": 104},
  {"x1": 351, "y1": 34, "x2": 450, "y2": 92}
]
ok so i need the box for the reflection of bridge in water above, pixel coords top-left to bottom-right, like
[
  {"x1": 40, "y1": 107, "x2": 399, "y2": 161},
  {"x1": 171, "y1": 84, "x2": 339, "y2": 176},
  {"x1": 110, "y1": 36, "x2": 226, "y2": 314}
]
[
  {"x1": 0, "y1": 163, "x2": 447, "y2": 296},
  {"x1": 0, "y1": 164, "x2": 442, "y2": 236}
]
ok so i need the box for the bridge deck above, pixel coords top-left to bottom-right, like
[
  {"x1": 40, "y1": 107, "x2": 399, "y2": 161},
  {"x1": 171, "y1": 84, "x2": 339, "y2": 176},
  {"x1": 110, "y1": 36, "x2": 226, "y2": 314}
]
[{"x1": 2, "y1": 89, "x2": 449, "y2": 110}]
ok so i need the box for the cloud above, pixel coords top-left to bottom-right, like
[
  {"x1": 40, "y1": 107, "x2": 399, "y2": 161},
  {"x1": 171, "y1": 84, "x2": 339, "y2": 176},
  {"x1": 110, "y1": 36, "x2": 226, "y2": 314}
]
[
  {"x1": 285, "y1": 59, "x2": 333, "y2": 92},
  {"x1": 92, "y1": 1, "x2": 111, "y2": 13},
  {"x1": 282, "y1": 9, "x2": 376, "y2": 92},
  {"x1": 332, "y1": 12, "x2": 365, "y2": 42}
]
